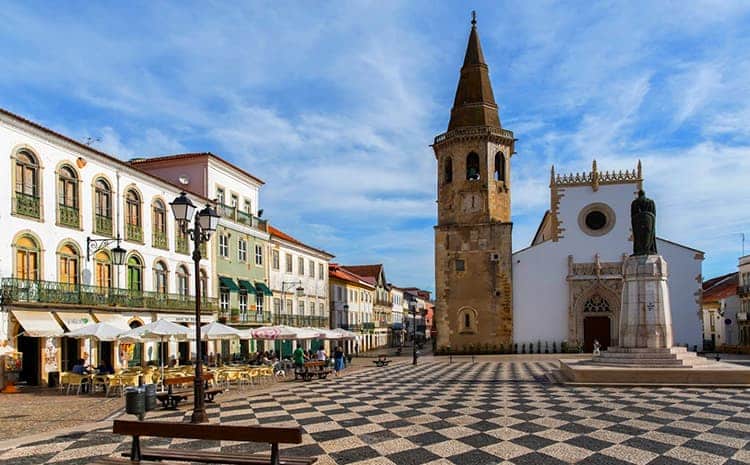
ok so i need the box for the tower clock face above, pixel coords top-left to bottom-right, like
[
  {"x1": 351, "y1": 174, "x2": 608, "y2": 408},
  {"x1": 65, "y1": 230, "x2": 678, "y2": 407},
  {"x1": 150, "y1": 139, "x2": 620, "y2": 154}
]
[{"x1": 461, "y1": 192, "x2": 483, "y2": 213}]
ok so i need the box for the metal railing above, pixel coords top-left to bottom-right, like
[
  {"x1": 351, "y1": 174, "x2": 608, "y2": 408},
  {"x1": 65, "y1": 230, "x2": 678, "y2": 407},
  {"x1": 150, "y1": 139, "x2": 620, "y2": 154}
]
[
  {"x1": 58, "y1": 204, "x2": 79, "y2": 228},
  {"x1": 273, "y1": 314, "x2": 329, "y2": 328},
  {"x1": 175, "y1": 236, "x2": 189, "y2": 255},
  {"x1": 94, "y1": 214, "x2": 112, "y2": 236},
  {"x1": 15, "y1": 192, "x2": 40, "y2": 218},
  {"x1": 125, "y1": 223, "x2": 143, "y2": 242},
  {"x1": 220, "y1": 205, "x2": 268, "y2": 232},
  {"x1": 2, "y1": 277, "x2": 217, "y2": 312},
  {"x1": 152, "y1": 230, "x2": 168, "y2": 250}
]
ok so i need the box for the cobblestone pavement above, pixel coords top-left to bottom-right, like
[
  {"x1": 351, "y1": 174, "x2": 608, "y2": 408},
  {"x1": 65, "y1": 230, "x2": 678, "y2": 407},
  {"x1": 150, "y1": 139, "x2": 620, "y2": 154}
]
[{"x1": 2, "y1": 360, "x2": 750, "y2": 465}]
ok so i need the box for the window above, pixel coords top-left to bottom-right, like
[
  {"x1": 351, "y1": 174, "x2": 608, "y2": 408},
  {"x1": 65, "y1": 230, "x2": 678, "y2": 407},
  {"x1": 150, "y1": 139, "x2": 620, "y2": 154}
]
[
  {"x1": 154, "y1": 261, "x2": 168, "y2": 294},
  {"x1": 464, "y1": 313, "x2": 471, "y2": 328},
  {"x1": 273, "y1": 298, "x2": 281, "y2": 314},
  {"x1": 216, "y1": 188, "x2": 225, "y2": 206},
  {"x1": 285, "y1": 299, "x2": 293, "y2": 314},
  {"x1": 243, "y1": 199, "x2": 252, "y2": 214},
  {"x1": 466, "y1": 152, "x2": 480, "y2": 180},
  {"x1": 14, "y1": 150, "x2": 40, "y2": 218},
  {"x1": 299, "y1": 300, "x2": 305, "y2": 316},
  {"x1": 94, "y1": 250, "x2": 112, "y2": 288},
  {"x1": 176, "y1": 225, "x2": 189, "y2": 254},
  {"x1": 455, "y1": 259, "x2": 465, "y2": 271},
  {"x1": 125, "y1": 189, "x2": 142, "y2": 242},
  {"x1": 318, "y1": 263, "x2": 324, "y2": 280},
  {"x1": 319, "y1": 303, "x2": 324, "y2": 316},
  {"x1": 239, "y1": 292, "x2": 248, "y2": 319},
  {"x1": 220, "y1": 287, "x2": 230, "y2": 312},
  {"x1": 152, "y1": 200, "x2": 168, "y2": 249},
  {"x1": 272, "y1": 250, "x2": 280, "y2": 270},
  {"x1": 177, "y1": 266, "x2": 189, "y2": 297},
  {"x1": 309, "y1": 300, "x2": 315, "y2": 315},
  {"x1": 256, "y1": 293, "x2": 264, "y2": 313},
  {"x1": 230, "y1": 194, "x2": 238, "y2": 208},
  {"x1": 15, "y1": 235, "x2": 40, "y2": 280},
  {"x1": 57, "y1": 165, "x2": 79, "y2": 227},
  {"x1": 238, "y1": 239, "x2": 247, "y2": 262},
  {"x1": 298, "y1": 257, "x2": 304, "y2": 275},
  {"x1": 494, "y1": 152, "x2": 505, "y2": 181},
  {"x1": 286, "y1": 254, "x2": 293, "y2": 273},
  {"x1": 578, "y1": 203, "x2": 616, "y2": 237},
  {"x1": 200, "y1": 269, "x2": 208, "y2": 299},
  {"x1": 255, "y1": 244, "x2": 263, "y2": 265},
  {"x1": 584, "y1": 294, "x2": 610, "y2": 313},
  {"x1": 219, "y1": 234, "x2": 229, "y2": 258},
  {"x1": 444, "y1": 156, "x2": 453, "y2": 184},
  {"x1": 94, "y1": 178, "x2": 112, "y2": 236},
  {"x1": 309, "y1": 260, "x2": 315, "y2": 277},
  {"x1": 58, "y1": 243, "x2": 79, "y2": 285},
  {"x1": 127, "y1": 255, "x2": 143, "y2": 291}
]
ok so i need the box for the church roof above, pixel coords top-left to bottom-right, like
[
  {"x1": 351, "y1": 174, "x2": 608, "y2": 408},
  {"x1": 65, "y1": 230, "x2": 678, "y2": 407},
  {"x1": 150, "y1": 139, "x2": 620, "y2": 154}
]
[{"x1": 447, "y1": 13, "x2": 501, "y2": 131}]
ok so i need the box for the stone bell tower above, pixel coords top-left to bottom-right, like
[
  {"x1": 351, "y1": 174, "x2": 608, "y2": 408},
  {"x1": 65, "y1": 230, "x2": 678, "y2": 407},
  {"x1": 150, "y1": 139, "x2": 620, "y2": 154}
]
[{"x1": 433, "y1": 13, "x2": 516, "y2": 352}]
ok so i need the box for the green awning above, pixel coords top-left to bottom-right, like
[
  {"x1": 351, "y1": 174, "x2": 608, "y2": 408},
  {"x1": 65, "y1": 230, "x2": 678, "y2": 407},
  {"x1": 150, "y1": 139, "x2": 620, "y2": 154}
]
[
  {"x1": 219, "y1": 276, "x2": 239, "y2": 291},
  {"x1": 238, "y1": 280, "x2": 256, "y2": 293},
  {"x1": 254, "y1": 282, "x2": 273, "y2": 296}
]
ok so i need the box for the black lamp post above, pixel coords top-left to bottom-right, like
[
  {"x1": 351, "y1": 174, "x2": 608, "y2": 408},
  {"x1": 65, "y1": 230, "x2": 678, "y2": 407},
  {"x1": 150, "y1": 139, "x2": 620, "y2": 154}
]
[
  {"x1": 407, "y1": 296, "x2": 418, "y2": 365},
  {"x1": 170, "y1": 192, "x2": 219, "y2": 424},
  {"x1": 86, "y1": 236, "x2": 127, "y2": 265}
]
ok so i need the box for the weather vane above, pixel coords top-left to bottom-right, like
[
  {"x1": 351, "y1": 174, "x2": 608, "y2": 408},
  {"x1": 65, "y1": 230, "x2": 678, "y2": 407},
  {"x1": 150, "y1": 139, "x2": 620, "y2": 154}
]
[{"x1": 471, "y1": 10, "x2": 476, "y2": 26}]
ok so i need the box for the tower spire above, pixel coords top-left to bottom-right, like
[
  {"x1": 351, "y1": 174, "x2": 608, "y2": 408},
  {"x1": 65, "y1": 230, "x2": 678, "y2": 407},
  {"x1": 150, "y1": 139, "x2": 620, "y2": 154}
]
[{"x1": 448, "y1": 11, "x2": 500, "y2": 131}]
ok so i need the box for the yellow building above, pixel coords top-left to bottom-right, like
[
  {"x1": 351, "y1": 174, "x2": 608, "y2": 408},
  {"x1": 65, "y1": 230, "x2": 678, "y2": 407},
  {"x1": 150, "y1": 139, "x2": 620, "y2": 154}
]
[{"x1": 329, "y1": 264, "x2": 375, "y2": 353}]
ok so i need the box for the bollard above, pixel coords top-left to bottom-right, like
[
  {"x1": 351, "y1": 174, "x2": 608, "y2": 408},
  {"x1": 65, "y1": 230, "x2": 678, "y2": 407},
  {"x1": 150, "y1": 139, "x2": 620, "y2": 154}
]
[
  {"x1": 125, "y1": 387, "x2": 146, "y2": 421},
  {"x1": 144, "y1": 383, "x2": 157, "y2": 411}
]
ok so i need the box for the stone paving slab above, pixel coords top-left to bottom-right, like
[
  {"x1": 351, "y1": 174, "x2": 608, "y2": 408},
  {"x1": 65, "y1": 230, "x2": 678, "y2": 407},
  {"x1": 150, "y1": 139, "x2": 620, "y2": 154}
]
[{"x1": 1, "y1": 360, "x2": 749, "y2": 465}]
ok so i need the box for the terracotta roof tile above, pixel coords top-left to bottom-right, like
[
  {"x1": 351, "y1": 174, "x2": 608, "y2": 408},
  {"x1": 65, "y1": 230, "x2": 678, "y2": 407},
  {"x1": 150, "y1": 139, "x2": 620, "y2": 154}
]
[
  {"x1": 702, "y1": 272, "x2": 738, "y2": 303},
  {"x1": 268, "y1": 225, "x2": 334, "y2": 258}
]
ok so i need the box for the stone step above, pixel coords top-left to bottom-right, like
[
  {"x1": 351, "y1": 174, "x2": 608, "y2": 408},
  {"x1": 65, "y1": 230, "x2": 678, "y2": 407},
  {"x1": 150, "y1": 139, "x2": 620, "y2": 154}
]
[
  {"x1": 599, "y1": 352, "x2": 688, "y2": 360},
  {"x1": 591, "y1": 358, "x2": 690, "y2": 366},
  {"x1": 605, "y1": 346, "x2": 688, "y2": 354}
]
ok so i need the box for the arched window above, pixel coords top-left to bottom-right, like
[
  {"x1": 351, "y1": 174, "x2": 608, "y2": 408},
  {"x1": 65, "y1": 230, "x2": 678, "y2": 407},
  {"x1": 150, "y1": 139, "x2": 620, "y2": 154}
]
[
  {"x1": 457, "y1": 307, "x2": 478, "y2": 334},
  {"x1": 58, "y1": 243, "x2": 79, "y2": 285},
  {"x1": 200, "y1": 269, "x2": 208, "y2": 299},
  {"x1": 125, "y1": 189, "x2": 142, "y2": 242},
  {"x1": 94, "y1": 250, "x2": 112, "y2": 288},
  {"x1": 127, "y1": 255, "x2": 143, "y2": 291},
  {"x1": 466, "y1": 152, "x2": 480, "y2": 181},
  {"x1": 152, "y1": 200, "x2": 167, "y2": 249},
  {"x1": 15, "y1": 235, "x2": 40, "y2": 280},
  {"x1": 154, "y1": 261, "x2": 168, "y2": 294},
  {"x1": 94, "y1": 178, "x2": 112, "y2": 236},
  {"x1": 464, "y1": 313, "x2": 471, "y2": 329},
  {"x1": 494, "y1": 152, "x2": 505, "y2": 182},
  {"x1": 444, "y1": 157, "x2": 453, "y2": 184},
  {"x1": 584, "y1": 294, "x2": 610, "y2": 313},
  {"x1": 14, "y1": 150, "x2": 41, "y2": 218},
  {"x1": 57, "y1": 165, "x2": 79, "y2": 227},
  {"x1": 177, "y1": 265, "x2": 189, "y2": 297}
]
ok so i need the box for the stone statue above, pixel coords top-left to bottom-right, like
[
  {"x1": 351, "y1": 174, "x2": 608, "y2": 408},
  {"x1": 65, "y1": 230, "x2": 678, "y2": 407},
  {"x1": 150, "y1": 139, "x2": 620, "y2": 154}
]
[{"x1": 631, "y1": 189, "x2": 657, "y2": 256}]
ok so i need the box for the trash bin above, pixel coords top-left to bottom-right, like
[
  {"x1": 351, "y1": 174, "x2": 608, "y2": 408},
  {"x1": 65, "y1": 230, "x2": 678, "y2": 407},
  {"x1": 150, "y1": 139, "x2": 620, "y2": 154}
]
[
  {"x1": 48, "y1": 371, "x2": 59, "y2": 388},
  {"x1": 125, "y1": 387, "x2": 146, "y2": 419},
  {"x1": 144, "y1": 383, "x2": 157, "y2": 411}
]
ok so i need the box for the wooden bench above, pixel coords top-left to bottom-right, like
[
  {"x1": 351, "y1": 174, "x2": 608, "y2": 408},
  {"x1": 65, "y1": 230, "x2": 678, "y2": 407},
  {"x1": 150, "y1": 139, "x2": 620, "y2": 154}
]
[
  {"x1": 294, "y1": 361, "x2": 331, "y2": 382},
  {"x1": 113, "y1": 419, "x2": 316, "y2": 465},
  {"x1": 157, "y1": 374, "x2": 223, "y2": 409}
]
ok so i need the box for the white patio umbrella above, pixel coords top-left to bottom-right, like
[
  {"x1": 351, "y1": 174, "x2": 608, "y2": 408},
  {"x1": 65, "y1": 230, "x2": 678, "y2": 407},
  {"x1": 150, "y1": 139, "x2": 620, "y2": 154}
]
[
  {"x1": 331, "y1": 328, "x2": 357, "y2": 339},
  {"x1": 64, "y1": 322, "x2": 125, "y2": 367},
  {"x1": 118, "y1": 319, "x2": 191, "y2": 389},
  {"x1": 302, "y1": 327, "x2": 341, "y2": 340},
  {"x1": 198, "y1": 321, "x2": 243, "y2": 340}
]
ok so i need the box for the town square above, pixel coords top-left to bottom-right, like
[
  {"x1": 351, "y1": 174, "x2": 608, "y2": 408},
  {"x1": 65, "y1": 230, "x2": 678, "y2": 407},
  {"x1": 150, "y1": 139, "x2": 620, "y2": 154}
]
[{"x1": 1, "y1": 2, "x2": 750, "y2": 465}]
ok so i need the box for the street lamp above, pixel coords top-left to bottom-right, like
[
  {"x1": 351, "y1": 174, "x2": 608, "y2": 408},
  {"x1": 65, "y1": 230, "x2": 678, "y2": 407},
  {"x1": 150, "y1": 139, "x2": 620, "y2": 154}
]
[
  {"x1": 86, "y1": 235, "x2": 127, "y2": 266},
  {"x1": 170, "y1": 192, "x2": 219, "y2": 424},
  {"x1": 407, "y1": 295, "x2": 418, "y2": 365}
]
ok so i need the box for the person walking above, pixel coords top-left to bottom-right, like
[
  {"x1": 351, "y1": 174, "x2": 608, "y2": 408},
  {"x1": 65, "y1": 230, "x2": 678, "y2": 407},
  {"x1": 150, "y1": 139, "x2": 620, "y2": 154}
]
[
  {"x1": 333, "y1": 345, "x2": 344, "y2": 377},
  {"x1": 293, "y1": 345, "x2": 306, "y2": 371}
]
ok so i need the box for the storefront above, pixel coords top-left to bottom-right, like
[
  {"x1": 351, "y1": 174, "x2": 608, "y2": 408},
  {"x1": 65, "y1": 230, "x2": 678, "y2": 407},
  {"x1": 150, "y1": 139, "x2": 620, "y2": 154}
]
[{"x1": 10, "y1": 310, "x2": 65, "y2": 386}]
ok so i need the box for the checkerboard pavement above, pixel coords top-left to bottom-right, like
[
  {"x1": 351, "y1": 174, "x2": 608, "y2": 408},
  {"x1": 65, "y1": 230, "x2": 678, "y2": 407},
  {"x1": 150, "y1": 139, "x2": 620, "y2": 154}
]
[{"x1": 2, "y1": 361, "x2": 750, "y2": 465}]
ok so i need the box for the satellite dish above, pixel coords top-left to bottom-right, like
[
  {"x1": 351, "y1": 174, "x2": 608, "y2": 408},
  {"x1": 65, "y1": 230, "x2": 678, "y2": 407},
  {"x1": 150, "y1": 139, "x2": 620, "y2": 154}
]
[{"x1": 178, "y1": 175, "x2": 190, "y2": 185}]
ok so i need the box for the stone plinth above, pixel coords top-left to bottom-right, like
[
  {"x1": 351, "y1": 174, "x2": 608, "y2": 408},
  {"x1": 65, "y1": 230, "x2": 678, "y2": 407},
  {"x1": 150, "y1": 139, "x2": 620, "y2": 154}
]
[{"x1": 619, "y1": 255, "x2": 673, "y2": 349}]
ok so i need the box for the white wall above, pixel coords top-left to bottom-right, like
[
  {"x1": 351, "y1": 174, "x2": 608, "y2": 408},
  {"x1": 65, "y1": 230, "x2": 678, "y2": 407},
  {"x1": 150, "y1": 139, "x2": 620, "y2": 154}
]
[
  {"x1": 269, "y1": 239, "x2": 329, "y2": 317},
  {"x1": 207, "y1": 160, "x2": 260, "y2": 217}
]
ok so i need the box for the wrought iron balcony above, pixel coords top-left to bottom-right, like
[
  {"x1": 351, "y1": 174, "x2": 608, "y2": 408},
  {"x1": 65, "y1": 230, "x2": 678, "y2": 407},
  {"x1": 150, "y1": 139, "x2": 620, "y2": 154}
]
[
  {"x1": 58, "y1": 204, "x2": 80, "y2": 228},
  {"x1": 272, "y1": 314, "x2": 329, "y2": 328},
  {"x1": 1, "y1": 277, "x2": 217, "y2": 313},
  {"x1": 228, "y1": 310, "x2": 272, "y2": 324},
  {"x1": 15, "y1": 192, "x2": 40, "y2": 219},
  {"x1": 220, "y1": 205, "x2": 268, "y2": 232},
  {"x1": 152, "y1": 230, "x2": 168, "y2": 250},
  {"x1": 94, "y1": 214, "x2": 112, "y2": 237},
  {"x1": 125, "y1": 223, "x2": 143, "y2": 242},
  {"x1": 175, "y1": 236, "x2": 189, "y2": 255}
]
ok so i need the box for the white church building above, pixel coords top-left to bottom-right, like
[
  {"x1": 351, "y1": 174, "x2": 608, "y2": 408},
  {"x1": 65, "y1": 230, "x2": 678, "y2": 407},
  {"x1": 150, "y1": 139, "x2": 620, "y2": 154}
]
[{"x1": 512, "y1": 161, "x2": 703, "y2": 351}]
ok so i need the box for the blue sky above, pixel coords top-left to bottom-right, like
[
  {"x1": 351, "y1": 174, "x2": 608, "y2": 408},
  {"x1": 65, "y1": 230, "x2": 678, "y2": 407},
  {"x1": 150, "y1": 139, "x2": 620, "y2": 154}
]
[{"x1": 2, "y1": 1, "x2": 750, "y2": 292}]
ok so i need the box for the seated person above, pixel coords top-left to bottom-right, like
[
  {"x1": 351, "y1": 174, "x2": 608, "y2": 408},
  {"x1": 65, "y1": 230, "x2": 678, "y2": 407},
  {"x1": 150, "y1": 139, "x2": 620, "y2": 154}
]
[
  {"x1": 96, "y1": 359, "x2": 114, "y2": 374},
  {"x1": 71, "y1": 358, "x2": 90, "y2": 375}
]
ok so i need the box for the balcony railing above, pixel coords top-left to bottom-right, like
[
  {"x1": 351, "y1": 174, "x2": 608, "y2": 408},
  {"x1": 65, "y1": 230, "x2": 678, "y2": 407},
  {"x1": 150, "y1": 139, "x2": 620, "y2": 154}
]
[
  {"x1": 125, "y1": 223, "x2": 143, "y2": 242},
  {"x1": 219, "y1": 205, "x2": 268, "y2": 232},
  {"x1": 94, "y1": 214, "x2": 112, "y2": 236},
  {"x1": 230, "y1": 310, "x2": 272, "y2": 324},
  {"x1": 738, "y1": 285, "x2": 750, "y2": 298},
  {"x1": 58, "y1": 204, "x2": 80, "y2": 228},
  {"x1": 273, "y1": 314, "x2": 329, "y2": 328},
  {"x1": 15, "y1": 192, "x2": 40, "y2": 218},
  {"x1": 362, "y1": 322, "x2": 375, "y2": 332},
  {"x1": 176, "y1": 236, "x2": 189, "y2": 255},
  {"x1": 152, "y1": 230, "x2": 168, "y2": 250},
  {"x1": 340, "y1": 323, "x2": 360, "y2": 331},
  {"x1": 2, "y1": 277, "x2": 217, "y2": 312}
]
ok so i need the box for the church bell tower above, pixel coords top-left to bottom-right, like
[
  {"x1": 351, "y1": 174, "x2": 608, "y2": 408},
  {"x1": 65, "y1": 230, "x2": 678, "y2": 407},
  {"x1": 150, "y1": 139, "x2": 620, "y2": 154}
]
[{"x1": 434, "y1": 13, "x2": 515, "y2": 351}]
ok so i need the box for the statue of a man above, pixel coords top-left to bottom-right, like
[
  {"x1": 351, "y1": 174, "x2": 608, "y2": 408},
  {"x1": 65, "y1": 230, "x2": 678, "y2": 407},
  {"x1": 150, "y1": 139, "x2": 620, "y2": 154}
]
[{"x1": 631, "y1": 189, "x2": 657, "y2": 256}]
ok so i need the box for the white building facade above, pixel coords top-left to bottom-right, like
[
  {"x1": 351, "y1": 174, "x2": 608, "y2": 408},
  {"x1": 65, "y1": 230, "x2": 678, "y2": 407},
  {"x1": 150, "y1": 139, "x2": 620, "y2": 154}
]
[
  {"x1": 0, "y1": 109, "x2": 215, "y2": 384},
  {"x1": 513, "y1": 162, "x2": 703, "y2": 352}
]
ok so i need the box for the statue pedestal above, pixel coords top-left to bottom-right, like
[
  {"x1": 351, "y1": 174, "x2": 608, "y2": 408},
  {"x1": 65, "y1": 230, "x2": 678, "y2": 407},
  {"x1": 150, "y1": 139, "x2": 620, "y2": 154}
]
[{"x1": 619, "y1": 255, "x2": 673, "y2": 349}]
